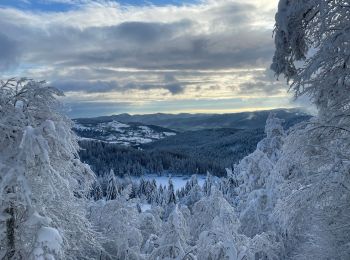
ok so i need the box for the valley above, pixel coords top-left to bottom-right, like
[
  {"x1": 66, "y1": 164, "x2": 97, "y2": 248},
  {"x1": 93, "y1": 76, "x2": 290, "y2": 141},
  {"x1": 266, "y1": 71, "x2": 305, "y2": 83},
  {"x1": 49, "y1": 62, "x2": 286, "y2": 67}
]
[{"x1": 76, "y1": 109, "x2": 310, "y2": 177}]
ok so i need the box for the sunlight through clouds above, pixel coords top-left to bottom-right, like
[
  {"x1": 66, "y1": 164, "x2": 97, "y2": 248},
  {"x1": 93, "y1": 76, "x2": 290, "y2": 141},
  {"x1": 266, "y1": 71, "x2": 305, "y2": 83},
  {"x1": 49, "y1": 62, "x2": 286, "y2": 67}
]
[{"x1": 0, "y1": 0, "x2": 294, "y2": 117}]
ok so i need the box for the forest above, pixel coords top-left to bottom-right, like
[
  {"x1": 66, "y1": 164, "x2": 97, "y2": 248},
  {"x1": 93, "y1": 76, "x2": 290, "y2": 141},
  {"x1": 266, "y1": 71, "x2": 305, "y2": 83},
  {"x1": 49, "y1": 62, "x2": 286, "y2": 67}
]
[{"x1": 78, "y1": 128, "x2": 265, "y2": 177}]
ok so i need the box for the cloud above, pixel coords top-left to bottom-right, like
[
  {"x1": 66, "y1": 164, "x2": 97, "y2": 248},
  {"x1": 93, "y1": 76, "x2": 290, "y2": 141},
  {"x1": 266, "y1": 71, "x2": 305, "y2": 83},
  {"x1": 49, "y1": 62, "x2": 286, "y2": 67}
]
[
  {"x1": 53, "y1": 79, "x2": 120, "y2": 93},
  {"x1": 0, "y1": 0, "x2": 291, "y2": 117},
  {"x1": 239, "y1": 81, "x2": 282, "y2": 95},
  {"x1": 53, "y1": 74, "x2": 184, "y2": 94},
  {"x1": 237, "y1": 69, "x2": 287, "y2": 96},
  {"x1": 0, "y1": 0, "x2": 275, "y2": 71},
  {"x1": 162, "y1": 74, "x2": 184, "y2": 94},
  {"x1": 125, "y1": 73, "x2": 185, "y2": 95},
  {"x1": 0, "y1": 33, "x2": 20, "y2": 72},
  {"x1": 113, "y1": 20, "x2": 191, "y2": 42},
  {"x1": 62, "y1": 100, "x2": 132, "y2": 118}
]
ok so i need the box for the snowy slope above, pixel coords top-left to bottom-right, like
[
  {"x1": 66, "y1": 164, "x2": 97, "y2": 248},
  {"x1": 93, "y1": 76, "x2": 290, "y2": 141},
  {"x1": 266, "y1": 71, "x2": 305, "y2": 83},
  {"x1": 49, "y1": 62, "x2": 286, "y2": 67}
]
[{"x1": 73, "y1": 120, "x2": 176, "y2": 146}]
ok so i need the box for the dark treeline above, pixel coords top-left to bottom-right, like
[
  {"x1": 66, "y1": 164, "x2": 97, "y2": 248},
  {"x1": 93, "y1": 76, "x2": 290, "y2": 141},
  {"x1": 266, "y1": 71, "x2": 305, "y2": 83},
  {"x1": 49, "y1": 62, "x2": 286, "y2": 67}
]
[
  {"x1": 79, "y1": 128, "x2": 264, "y2": 177},
  {"x1": 75, "y1": 108, "x2": 311, "y2": 131}
]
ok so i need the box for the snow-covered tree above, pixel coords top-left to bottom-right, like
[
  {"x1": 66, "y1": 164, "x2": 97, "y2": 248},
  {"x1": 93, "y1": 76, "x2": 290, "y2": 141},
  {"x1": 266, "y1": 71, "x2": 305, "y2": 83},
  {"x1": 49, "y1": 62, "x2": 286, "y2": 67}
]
[
  {"x1": 203, "y1": 171, "x2": 213, "y2": 196},
  {"x1": 193, "y1": 186, "x2": 283, "y2": 259},
  {"x1": 139, "y1": 211, "x2": 162, "y2": 248},
  {"x1": 269, "y1": 121, "x2": 350, "y2": 258},
  {"x1": 234, "y1": 147, "x2": 273, "y2": 197},
  {"x1": 176, "y1": 175, "x2": 203, "y2": 207},
  {"x1": 272, "y1": 0, "x2": 350, "y2": 123},
  {"x1": 232, "y1": 114, "x2": 285, "y2": 237},
  {"x1": 220, "y1": 168, "x2": 238, "y2": 203},
  {"x1": 88, "y1": 199, "x2": 143, "y2": 259},
  {"x1": 91, "y1": 180, "x2": 103, "y2": 201},
  {"x1": 270, "y1": 1, "x2": 350, "y2": 257},
  {"x1": 106, "y1": 169, "x2": 119, "y2": 201},
  {"x1": 167, "y1": 177, "x2": 176, "y2": 205},
  {"x1": 0, "y1": 78, "x2": 101, "y2": 259},
  {"x1": 195, "y1": 186, "x2": 240, "y2": 259},
  {"x1": 257, "y1": 113, "x2": 285, "y2": 163},
  {"x1": 190, "y1": 186, "x2": 238, "y2": 241},
  {"x1": 149, "y1": 205, "x2": 189, "y2": 259},
  {"x1": 149, "y1": 179, "x2": 158, "y2": 204},
  {"x1": 156, "y1": 184, "x2": 166, "y2": 206}
]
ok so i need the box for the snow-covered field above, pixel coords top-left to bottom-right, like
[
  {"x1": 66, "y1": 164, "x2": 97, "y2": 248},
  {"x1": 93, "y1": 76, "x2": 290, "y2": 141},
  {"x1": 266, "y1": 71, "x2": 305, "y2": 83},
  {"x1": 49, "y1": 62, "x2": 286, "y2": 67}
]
[
  {"x1": 74, "y1": 120, "x2": 176, "y2": 146},
  {"x1": 132, "y1": 174, "x2": 206, "y2": 191}
]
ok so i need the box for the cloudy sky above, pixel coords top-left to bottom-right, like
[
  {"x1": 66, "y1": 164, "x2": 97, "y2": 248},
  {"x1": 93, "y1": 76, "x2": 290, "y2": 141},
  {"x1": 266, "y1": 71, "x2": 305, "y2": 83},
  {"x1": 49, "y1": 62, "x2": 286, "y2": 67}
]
[{"x1": 0, "y1": 0, "x2": 296, "y2": 118}]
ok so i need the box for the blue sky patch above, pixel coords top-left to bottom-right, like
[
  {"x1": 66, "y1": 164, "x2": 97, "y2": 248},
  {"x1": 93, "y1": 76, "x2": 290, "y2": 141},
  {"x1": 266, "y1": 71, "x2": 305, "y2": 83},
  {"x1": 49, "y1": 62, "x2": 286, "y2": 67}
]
[{"x1": 0, "y1": 0, "x2": 200, "y2": 12}]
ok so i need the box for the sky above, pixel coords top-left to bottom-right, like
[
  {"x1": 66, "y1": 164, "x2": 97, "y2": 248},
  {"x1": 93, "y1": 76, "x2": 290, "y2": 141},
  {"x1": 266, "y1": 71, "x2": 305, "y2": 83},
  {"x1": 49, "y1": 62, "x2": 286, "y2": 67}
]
[{"x1": 0, "y1": 0, "x2": 300, "y2": 118}]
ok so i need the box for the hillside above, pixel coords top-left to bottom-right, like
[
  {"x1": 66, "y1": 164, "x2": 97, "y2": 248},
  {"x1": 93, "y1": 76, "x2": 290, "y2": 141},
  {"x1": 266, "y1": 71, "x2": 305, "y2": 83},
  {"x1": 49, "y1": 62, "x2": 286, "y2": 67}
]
[
  {"x1": 76, "y1": 109, "x2": 310, "y2": 177},
  {"x1": 74, "y1": 108, "x2": 311, "y2": 132},
  {"x1": 73, "y1": 120, "x2": 176, "y2": 146},
  {"x1": 79, "y1": 128, "x2": 264, "y2": 177}
]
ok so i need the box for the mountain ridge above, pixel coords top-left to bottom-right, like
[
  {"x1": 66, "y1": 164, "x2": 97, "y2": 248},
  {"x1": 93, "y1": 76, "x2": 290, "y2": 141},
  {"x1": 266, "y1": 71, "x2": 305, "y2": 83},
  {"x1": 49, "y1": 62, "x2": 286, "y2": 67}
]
[{"x1": 74, "y1": 108, "x2": 311, "y2": 132}]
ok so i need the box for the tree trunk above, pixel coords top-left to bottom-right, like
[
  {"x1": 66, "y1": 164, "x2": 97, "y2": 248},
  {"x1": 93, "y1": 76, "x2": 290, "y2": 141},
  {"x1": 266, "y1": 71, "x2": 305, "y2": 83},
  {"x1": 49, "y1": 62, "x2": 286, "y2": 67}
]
[{"x1": 5, "y1": 203, "x2": 15, "y2": 259}]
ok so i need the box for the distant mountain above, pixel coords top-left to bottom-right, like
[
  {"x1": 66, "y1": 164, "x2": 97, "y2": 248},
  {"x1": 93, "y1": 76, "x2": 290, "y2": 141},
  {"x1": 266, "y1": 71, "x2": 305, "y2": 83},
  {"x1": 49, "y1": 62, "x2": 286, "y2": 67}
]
[
  {"x1": 76, "y1": 109, "x2": 311, "y2": 176},
  {"x1": 74, "y1": 108, "x2": 311, "y2": 132},
  {"x1": 73, "y1": 120, "x2": 176, "y2": 146}
]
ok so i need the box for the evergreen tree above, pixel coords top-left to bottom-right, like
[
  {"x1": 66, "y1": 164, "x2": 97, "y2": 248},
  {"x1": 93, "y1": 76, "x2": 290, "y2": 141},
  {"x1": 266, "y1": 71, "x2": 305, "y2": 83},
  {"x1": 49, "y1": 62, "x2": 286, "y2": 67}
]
[
  {"x1": 167, "y1": 177, "x2": 177, "y2": 205},
  {"x1": 203, "y1": 172, "x2": 213, "y2": 196},
  {"x1": 91, "y1": 180, "x2": 103, "y2": 201},
  {"x1": 106, "y1": 169, "x2": 119, "y2": 201}
]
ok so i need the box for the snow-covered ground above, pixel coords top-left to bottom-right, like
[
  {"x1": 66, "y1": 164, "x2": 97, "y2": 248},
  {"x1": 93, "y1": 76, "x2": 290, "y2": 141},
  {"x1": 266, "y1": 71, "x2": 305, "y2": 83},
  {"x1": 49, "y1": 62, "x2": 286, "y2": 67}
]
[
  {"x1": 73, "y1": 120, "x2": 176, "y2": 146},
  {"x1": 140, "y1": 203, "x2": 151, "y2": 212},
  {"x1": 132, "y1": 174, "x2": 206, "y2": 191}
]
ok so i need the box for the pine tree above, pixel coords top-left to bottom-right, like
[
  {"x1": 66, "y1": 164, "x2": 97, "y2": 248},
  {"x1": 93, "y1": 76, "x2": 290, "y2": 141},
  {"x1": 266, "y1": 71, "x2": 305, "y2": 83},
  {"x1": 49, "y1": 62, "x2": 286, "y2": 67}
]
[
  {"x1": 106, "y1": 169, "x2": 118, "y2": 201},
  {"x1": 167, "y1": 177, "x2": 177, "y2": 205},
  {"x1": 157, "y1": 185, "x2": 165, "y2": 206},
  {"x1": 203, "y1": 172, "x2": 213, "y2": 196},
  {"x1": 91, "y1": 180, "x2": 103, "y2": 201}
]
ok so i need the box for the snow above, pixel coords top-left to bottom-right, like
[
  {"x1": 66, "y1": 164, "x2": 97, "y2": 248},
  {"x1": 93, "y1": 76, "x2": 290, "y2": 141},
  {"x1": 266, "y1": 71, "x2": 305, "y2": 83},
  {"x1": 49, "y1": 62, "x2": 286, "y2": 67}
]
[
  {"x1": 118, "y1": 136, "x2": 154, "y2": 144},
  {"x1": 32, "y1": 227, "x2": 63, "y2": 259},
  {"x1": 105, "y1": 121, "x2": 129, "y2": 132},
  {"x1": 26, "y1": 211, "x2": 52, "y2": 226},
  {"x1": 134, "y1": 174, "x2": 206, "y2": 191},
  {"x1": 246, "y1": 113, "x2": 256, "y2": 120},
  {"x1": 106, "y1": 135, "x2": 116, "y2": 141},
  {"x1": 163, "y1": 132, "x2": 176, "y2": 137},
  {"x1": 77, "y1": 137, "x2": 99, "y2": 142},
  {"x1": 2, "y1": 2, "x2": 349, "y2": 257},
  {"x1": 140, "y1": 203, "x2": 151, "y2": 212},
  {"x1": 73, "y1": 123, "x2": 94, "y2": 131},
  {"x1": 74, "y1": 120, "x2": 176, "y2": 146},
  {"x1": 139, "y1": 126, "x2": 152, "y2": 134}
]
